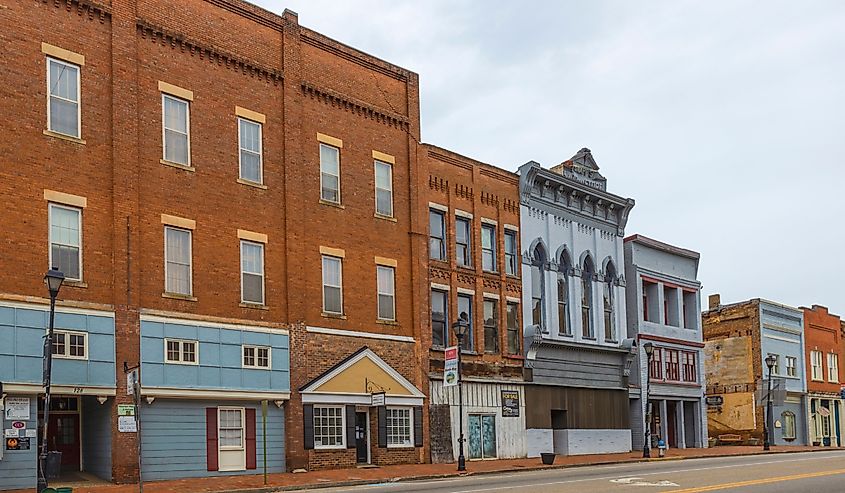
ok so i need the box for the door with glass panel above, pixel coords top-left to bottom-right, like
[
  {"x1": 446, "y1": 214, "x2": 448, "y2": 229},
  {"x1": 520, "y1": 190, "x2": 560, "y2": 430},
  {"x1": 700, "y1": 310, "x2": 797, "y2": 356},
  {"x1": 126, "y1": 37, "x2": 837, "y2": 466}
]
[
  {"x1": 218, "y1": 408, "x2": 246, "y2": 471},
  {"x1": 468, "y1": 414, "x2": 497, "y2": 460}
]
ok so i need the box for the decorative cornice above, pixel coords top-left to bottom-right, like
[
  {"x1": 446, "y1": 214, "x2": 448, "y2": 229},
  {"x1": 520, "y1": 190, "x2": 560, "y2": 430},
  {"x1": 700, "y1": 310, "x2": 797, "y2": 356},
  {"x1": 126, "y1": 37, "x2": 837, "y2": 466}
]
[
  {"x1": 301, "y1": 82, "x2": 409, "y2": 130},
  {"x1": 300, "y1": 27, "x2": 412, "y2": 82},
  {"x1": 41, "y1": 0, "x2": 110, "y2": 22},
  {"x1": 136, "y1": 19, "x2": 284, "y2": 84}
]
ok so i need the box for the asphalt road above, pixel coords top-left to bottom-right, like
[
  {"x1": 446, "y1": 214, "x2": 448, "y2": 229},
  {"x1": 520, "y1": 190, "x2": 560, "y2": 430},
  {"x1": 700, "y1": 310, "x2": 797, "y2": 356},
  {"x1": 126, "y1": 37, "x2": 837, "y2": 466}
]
[{"x1": 313, "y1": 450, "x2": 845, "y2": 493}]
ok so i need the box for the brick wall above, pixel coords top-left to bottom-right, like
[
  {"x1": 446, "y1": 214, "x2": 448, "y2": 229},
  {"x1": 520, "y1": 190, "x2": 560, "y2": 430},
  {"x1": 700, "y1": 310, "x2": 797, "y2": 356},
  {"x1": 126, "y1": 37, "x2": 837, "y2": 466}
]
[{"x1": 803, "y1": 305, "x2": 844, "y2": 394}]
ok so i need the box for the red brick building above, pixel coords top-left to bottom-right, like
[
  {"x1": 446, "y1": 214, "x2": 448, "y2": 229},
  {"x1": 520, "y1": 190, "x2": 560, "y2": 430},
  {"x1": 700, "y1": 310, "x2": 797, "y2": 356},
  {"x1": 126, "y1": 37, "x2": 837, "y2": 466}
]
[
  {"x1": 802, "y1": 305, "x2": 844, "y2": 446},
  {"x1": 0, "y1": 0, "x2": 427, "y2": 487}
]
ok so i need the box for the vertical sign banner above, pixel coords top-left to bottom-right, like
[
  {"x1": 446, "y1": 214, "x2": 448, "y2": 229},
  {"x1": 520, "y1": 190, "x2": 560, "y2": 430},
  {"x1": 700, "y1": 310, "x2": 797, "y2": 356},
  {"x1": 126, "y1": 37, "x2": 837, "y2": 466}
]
[{"x1": 444, "y1": 346, "x2": 459, "y2": 387}]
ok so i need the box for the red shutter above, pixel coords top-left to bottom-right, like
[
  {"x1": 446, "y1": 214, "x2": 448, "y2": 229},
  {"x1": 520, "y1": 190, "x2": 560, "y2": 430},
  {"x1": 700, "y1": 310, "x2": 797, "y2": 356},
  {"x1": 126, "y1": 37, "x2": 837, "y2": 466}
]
[
  {"x1": 206, "y1": 408, "x2": 219, "y2": 471},
  {"x1": 246, "y1": 408, "x2": 257, "y2": 470}
]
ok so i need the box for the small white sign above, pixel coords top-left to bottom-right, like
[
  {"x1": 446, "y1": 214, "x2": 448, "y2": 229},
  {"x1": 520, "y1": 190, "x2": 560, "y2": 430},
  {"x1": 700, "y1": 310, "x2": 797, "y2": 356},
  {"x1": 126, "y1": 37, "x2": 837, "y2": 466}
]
[
  {"x1": 25, "y1": 429, "x2": 37, "y2": 438},
  {"x1": 371, "y1": 392, "x2": 385, "y2": 407},
  {"x1": 4, "y1": 429, "x2": 20, "y2": 438},
  {"x1": 443, "y1": 346, "x2": 459, "y2": 388},
  {"x1": 4, "y1": 397, "x2": 30, "y2": 420},
  {"x1": 118, "y1": 416, "x2": 137, "y2": 433},
  {"x1": 127, "y1": 370, "x2": 138, "y2": 396}
]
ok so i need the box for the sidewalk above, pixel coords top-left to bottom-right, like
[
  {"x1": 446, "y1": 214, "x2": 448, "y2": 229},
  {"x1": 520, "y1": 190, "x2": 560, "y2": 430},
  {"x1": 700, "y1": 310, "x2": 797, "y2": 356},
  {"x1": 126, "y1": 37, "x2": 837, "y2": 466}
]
[{"x1": 17, "y1": 446, "x2": 841, "y2": 493}]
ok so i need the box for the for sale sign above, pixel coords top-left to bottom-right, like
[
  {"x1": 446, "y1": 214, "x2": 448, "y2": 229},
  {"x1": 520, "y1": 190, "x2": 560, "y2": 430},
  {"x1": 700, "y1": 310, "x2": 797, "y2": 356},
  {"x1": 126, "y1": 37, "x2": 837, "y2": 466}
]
[{"x1": 444, "y1": 346, "x2": 459, "y2": 387}]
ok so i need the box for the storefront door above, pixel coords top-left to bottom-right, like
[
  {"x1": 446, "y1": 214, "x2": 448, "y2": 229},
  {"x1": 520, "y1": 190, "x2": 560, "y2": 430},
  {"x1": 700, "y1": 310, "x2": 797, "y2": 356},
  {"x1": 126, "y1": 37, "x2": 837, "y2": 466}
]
[
  {"x1": 47, "y1": 414, "x2": 80, "y2": 471},
  {"x1": 355, "y1": 412, "x2": 369, "y2": 463},
  {"x1": 468, "y1": 414, "x2": 497, "y2": 460}
]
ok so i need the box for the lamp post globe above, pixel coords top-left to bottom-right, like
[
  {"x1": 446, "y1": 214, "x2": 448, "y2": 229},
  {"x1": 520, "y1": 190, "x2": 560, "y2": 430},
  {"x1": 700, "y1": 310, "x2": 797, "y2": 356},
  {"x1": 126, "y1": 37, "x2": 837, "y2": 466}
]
[
  {"x1": 452, "y1": 312, "x2": 469, "y2": 472},
  {"x1": 642, "y1": 342, "x2": 654, "y2": 458}
]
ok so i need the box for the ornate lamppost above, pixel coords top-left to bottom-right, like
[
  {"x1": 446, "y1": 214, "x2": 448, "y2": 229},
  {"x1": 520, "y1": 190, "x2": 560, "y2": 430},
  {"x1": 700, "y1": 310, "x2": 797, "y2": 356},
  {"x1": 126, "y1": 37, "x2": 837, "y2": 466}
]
[
  {"x1": 763, "y1": 354, "x2": 776, "y2": 451},
  {"x1": 642, "y1": 342, "x2": 654, "y2": 458},
  {"x1": 37, "y1": 268, "x2": 64, "y2": 493},
  {"x1": 452, "y1": 312, "x2": 469, "y2": 472}
]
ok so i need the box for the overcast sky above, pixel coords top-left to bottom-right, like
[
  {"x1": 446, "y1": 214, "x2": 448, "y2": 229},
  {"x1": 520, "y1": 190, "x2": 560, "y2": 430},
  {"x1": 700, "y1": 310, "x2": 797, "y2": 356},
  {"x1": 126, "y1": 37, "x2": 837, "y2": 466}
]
[{"x1": 256, "y1": 0, "x2": 845, "y2": 315}]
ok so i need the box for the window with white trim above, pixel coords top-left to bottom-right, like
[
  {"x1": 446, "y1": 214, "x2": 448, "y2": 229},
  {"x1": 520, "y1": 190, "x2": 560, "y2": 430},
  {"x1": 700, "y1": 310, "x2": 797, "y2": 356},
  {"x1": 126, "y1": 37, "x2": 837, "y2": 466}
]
[
  {"x1": 769, "y1": 353, "x2": 780, "y2": 375},
  {"x1": 811, "y1": 350, "x2": 823, "y2": 381},
  {"x1": 786, "y1": 356, "x2": 797, "y2": 377},
  {"x1": 455, "y1": 217, "x2": 472, "y2": 267},
  {"x1": 313, "y1": 406, "x2": 345, "y2": 448},
  {"x1": 429, "y1": 209, "x2": 446, "y2": 261},
  {"x1": 238, "y1": 117, "x2": 263, "y2": 184},
  {"x1": 374, "y1": 160, "x2": 393, "y2": 217},
  {"x1": 49, "y1": 204, "x2": 82, "y2": 281},
  {"x1": 47, "y1": 57, "x2": 81, "y2": 138},
  {"x1": 165, "y1": 339, "x2": 197, "y2": 364},
  {"x1": 319, "y1": 143, "x2": 340, "y2": 203},
  {"x1": 51, "y1": 330, "x2": 86, "y2": 359},
  {"x1": 243, "y1": 345, "x2": 270, "y2": 369},
  {"x1": 782, "y1": 411, "x2": 796, "y2": 440},
  {"x1": 506, "y1": 301, "x2": 520, "y2": 354},
  {"x1": 377, "y1": 265, "x2": 395, "y2": 321},
  {"x1": 481, "y1": 224, "x2": 496, "y2": 272},
  {"x1": 322, "y1": 255, "x2": 343, "y2": 314},
  {"x1": 386, "y1": 407, "x2": 412, "y2": 447},
  {"x1": 218, "y1": 408, "x2": 244, "y2": 448},
  {"x1": 240, "y1": 240, "x2": 265, "y2": 305},
  {"x1": 504, "y1": 230, "x2": 518, "y2": 276},
  {"x1": 164, "y1": 226, "x2": 192, "y2": 295},
  {"x1": 828, "y1": 353, "x2": 839, "y2": 383},
  {"x1": 162, "y1": 94, "x2": 190, "y2": 165}
]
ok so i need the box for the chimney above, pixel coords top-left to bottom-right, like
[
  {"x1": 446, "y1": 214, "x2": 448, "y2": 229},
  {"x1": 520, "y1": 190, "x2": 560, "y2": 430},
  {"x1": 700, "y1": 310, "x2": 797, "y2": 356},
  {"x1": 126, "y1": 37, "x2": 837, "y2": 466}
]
[{"x1": 708, "y1": 294, "x2": 721, "y2": 310}]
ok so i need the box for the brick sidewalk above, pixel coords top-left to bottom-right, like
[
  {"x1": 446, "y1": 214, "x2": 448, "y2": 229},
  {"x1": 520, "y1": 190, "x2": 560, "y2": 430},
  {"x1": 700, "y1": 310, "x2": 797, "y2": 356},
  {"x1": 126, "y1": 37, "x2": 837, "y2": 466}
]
[{"x1": 16, "y1": 446, "x2": 840, "y2": 493}]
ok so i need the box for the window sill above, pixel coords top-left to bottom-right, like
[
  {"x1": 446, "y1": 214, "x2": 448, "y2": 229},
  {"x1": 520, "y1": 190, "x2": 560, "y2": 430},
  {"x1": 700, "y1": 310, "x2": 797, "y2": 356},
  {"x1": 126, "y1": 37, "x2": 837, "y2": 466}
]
[
  {"x1": 505, "y1": 273, "x2": 521, "y2": 280},
  {"x1": 504, "y1": 354, "x2": 524, "y2": 360},
  {"x1": 237, "y1": 178, "x2": 267, "y2": 190},
  {"x1": 456, "y1": 265, "x2": 475, "y2": 273},
  {"x1": 374, "y1": 213, "x2": 397, "y2": 222},
  {"x1": 43, "y1": 129, "x2": 86, "y2": 145},
  {"x1": 314, "y1": 445, "x2": 347, "y2": 451},
  {"x1": 162, "y1": 292, "x2": 197, "y2": 302},
  {"x1": 376, "y1": 319, "x2": 399, "y2": 325},
  {"x1": 322, "y1": 312, "x2": 347, "y2": 320},
  {"x1": 63, "y1": 280, "x2": 88, "y2": 289},
  {"x1": 53, "y1": 355, "x2": 88, "y2": 361},
  {"x1": 319, "y1": 199, "x2": 345, "y2": 209},
  {"x1": 460, "y1": 350, "x2": 479, "y2": 356},
  {"x1": 430, "y1": 258, "x2": 449, "y2": 265},
  {"x1": 240, "y1": 302, "x2": 268, "y2": 310},
  {"x1": 160, "y1": 159, "x2": 195, "y2": 172},
  {"x1": 386, "y1": 445, "x2": 415, "y2": 450}
]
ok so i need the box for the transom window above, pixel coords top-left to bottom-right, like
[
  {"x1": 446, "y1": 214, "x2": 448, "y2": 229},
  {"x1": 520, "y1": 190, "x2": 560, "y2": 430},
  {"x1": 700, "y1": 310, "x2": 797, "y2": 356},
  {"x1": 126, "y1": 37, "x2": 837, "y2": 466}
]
[
  {"x1": 455, "y1": 217, "x2": 472, "y2": 267},
  {"x1": 51, "y1": 330, "x2": 86, "y2": 359},
  {"x1": 386, "y1": 407, "x2": 412, "y2": 447},
  {"x1": 47, "y1": 58, "x2": 81, "y2": 138},
  {"x1": 165, "y1": 339, "x2": 197, "y2": 364},
  {"x1": 322, "y1": 255, "x2": 343, "y2": 314},
  {"x1": 377, "y1": 265, "x2": 396, "y2": 321},
  {"x1": 49, "y1": 204, "x2": 82, "y2": 281},
  {"x1": 374, "y1": 160, "x2": 393, "y2": 217},
  {"x1": 162, "y1": 94, "x2": 190, "y2": 165},
  {"x1": 429, "y1": 209, "x2": 446, "y2": 261},
  {"x1": 218, "y1": 408, "x2": 244, "y2": 449},
  {"x1": 481, "y1": 224, "x2": 496, "y2": 272},
  {"x1": 240, "y1": 241, "x2": 265, "y2": 305},
  {"x1": 238, "y1": 118, "x2": 263, "y2": 184},
  {"x1": 319, "y1": 143, "x2": 341, "y2": 203},
  {"x1": 243, "y1": 345, "x2": 270, "y2": 369},
  {"x1": 164, "y1": 227, "x2": 192, "y2": 296},
  {"x1": 313, "y1": 406, "x2": 344, "y2": 448}
]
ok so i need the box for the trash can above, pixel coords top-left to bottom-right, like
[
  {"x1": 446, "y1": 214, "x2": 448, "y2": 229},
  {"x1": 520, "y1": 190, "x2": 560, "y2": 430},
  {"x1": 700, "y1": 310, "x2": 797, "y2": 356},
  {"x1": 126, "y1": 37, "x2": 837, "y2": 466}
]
[
  {"x1": 540, "y1": 452, "x2": 556, "y2": 465},
  {"x1": 45, "y1": 451, "x2": 62, "y2": 479}
]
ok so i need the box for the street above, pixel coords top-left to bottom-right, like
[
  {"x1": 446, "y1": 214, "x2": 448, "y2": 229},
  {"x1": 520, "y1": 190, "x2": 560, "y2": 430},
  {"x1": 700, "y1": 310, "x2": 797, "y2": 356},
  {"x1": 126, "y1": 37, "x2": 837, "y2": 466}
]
[{"x1": 314, "y1": 451, "x2": 845, "y2": 493}]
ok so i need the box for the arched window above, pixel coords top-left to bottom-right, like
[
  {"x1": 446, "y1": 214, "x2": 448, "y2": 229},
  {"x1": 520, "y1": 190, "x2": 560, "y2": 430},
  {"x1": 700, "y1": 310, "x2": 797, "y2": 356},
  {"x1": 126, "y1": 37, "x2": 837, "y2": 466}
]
[
  {"x1": 581, "y1": 255, "x2": 595, "y2": 339},
  {"x1": 557, "y1": 251, "x2": 571, "y2": 336},
  {"x1": 782, "y1": 411, "x2": 796, "y2": 440},
  {"x1": 530, "y1": 243, "x2": 547, "y2": 330},
  {"x1": 603, "y1": 260, "x2": 617, "y2": 342}
]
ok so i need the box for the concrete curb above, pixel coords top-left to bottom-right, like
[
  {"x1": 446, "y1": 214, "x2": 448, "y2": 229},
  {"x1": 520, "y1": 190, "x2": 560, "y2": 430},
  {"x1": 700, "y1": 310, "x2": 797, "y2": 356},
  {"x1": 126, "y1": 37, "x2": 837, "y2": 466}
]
[{"x1": 215, "y1": 447, "x2": 845, "y2": 492}]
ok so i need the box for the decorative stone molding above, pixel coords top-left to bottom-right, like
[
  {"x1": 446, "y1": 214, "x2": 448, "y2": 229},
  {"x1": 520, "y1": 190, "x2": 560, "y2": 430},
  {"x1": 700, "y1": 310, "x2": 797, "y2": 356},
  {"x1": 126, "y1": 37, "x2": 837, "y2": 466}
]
[{"x1": 302, "y1": 82, "x2": 409, "y2": 130}]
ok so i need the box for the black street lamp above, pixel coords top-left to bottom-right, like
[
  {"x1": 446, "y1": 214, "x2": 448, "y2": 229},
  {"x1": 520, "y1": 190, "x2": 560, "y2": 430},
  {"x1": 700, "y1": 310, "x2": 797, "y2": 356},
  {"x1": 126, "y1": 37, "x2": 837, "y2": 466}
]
[
  {"x1": 642, "y1": 342, "x2": 654, "y2": 459},
  {"x1": 37, "y1": 268, "x2": 64, "y2": 493},
  {"x1": 763, "y1": 354, "x2": 776, "y2": 451},
  {"x1": 453, "y1": 312, "x2": 469, "y2": 472}
]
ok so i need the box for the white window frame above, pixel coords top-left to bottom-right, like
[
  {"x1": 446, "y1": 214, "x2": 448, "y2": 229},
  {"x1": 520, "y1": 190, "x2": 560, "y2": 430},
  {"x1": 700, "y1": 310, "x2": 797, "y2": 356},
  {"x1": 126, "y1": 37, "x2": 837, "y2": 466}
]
[
  {"x1": 48, "y1": 203, "x2": 83, "y2": 282},
  {"x1": 238, "y1": 117, "x2": 263, "y2": 184},
  {"x1": 782, "y1": 411, "x2": 796, "y2": 440},
  {"x1": 785, "y1": 356, "x2": 797, "y2": 377},
  {"x1": 164, "y1": 226, "x2": 193, "y2": 296},
  {"x1": 828, "y1": 353, "x2": 839, "y2": 383},
  {"x1": 313, "y1": 405, "x2": 346, "y2": 450},
  {"x1": 377, "y1": 265, "x2": 396, "y2": 321},
  {"x1": 319, "y1": 143, "x2": 341, "y2": 204},
  {"x1": 321, "y1": 255, "x2": 343, "y2": 315},
  {"x1": 242, "y1": 345, "x2": 271, "y2": 369},
  {"x1": 481, "y1": 223, "x2": 497, "y2": 273},
  {"x1": 46, "y1": 57, "x2": 81, "y2": 138},
  {"x1": 164, "y1": 338, "x2": 199, "y2": 365},
  {"x1": 161, "y1": 94, "x2": 191, "y2": 166},
  {"x1": 386, "y1": 406, "x2": 413, "y2": 448},
  {"x1": 374, "y1": 159, "x2": 394, "y2": 217},
  {"x1": 50, "y1": 329, "x2": 88, "y2": 360},
  {"x1": 811, "y1": 350, "x2": 823, "y2": 381},
  {"x1": 218, "y1": 406, "x2": 245, "y2": 450},
  {"x1": 240, "y1": 240, "x2": 265, "y2": 305}
]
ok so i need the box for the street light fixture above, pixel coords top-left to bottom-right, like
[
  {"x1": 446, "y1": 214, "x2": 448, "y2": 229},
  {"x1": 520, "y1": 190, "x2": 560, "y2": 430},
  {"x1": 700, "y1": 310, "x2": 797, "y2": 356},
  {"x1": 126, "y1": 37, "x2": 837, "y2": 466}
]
[
  {"x1": 37, "y1": 268, "x2": 64, "y2": 493},
  {"x1": 763, "y1": 354, "x2": 776, "y2": 451},
  {"x1": 642, "y1": 342, "x2": 654, "y2": 459},
  {"x1": 452, "y1": 312, "x2": 469, "y2": 472}
]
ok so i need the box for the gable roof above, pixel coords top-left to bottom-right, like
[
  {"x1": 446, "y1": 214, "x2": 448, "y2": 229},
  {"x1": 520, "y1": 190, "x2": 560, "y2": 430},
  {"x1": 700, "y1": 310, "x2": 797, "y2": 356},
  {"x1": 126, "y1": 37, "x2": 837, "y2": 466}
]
[{"x1": 299, "y1": 346, "x2": 424, "y2": 398}]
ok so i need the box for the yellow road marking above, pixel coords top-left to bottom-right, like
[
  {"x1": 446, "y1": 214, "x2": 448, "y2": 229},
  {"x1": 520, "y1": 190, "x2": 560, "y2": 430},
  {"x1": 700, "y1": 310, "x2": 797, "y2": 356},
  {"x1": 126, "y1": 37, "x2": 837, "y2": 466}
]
[{"x1": 669, "y1": 468, "x2": 845, "y2": 492}]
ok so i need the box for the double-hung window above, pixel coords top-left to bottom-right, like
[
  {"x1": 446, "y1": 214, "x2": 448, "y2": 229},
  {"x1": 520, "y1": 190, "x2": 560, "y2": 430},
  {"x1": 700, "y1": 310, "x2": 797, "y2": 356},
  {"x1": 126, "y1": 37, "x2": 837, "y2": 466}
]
[
  {"x1": 455, "y1": 217, "x2": 472, "y2": 267},
  {"x1": 49, "y1": 204, "x2": 82, "y2": 281},
  {"x1": 681, "y1": 352, "x2": 697, "y2": 382},
  {"x1": 431, "y1": 290, "x2": 448, "y2": 348},
  {"x1": 322, "y1": 255, "x2": 343, "y2": 314},
  {"x1": 828, "y1": 353, "x2": 839, "y2": 383},
  {"x1": 457, "y1": 294, "x2": 473, "y2": 352},
  {"x1": 429, "y1": 209, "x2": 446, "y2": 261},
  {"x1": 374, "y1": 160, "x2": 393, "y2": 217},
  {"x1": 483, "y1": 298, "x2": 499, "y2": 354},
  {"x1": 47, "y1": 58, "x2": 81, "y2": 138},
  {"x1": 506, "y1": 301, "x2": 520, "y2": 354},
  {"x1": 504, "y1": 230, "x2": 518, "y2": 276},
  {"x1": 377, "y1": 265, "x2": 396, "y2": 321},
  {"x1": 162, "y1": 94, "x2": 190, "y2": 166},
  {"x1": 770, "y1": 354, "x2": 780, "y2": 375},
  {"x1": 164, "y1": 227, "x2": 192, "y2": 296},
  {"x1": 386, "y1": 408, "x2": 412, "y2": 448},
  {"x1": 782, "y1": 411, "x2": 796, "y2": 440},
  {"x1": 243, "y1": 345, "x2": 270, "y2": 369},
  {"x1": 481, "y1": 224, "x2": 496, "y2": 272},
  {"x1": 218, "y1": 408, "x2": 244, "y2": 449},
  {"x1": 313, "y1": 406, "x2": 344, "y2": 448},
  {"x1": 664, "y1": 349, "x2": 680, "y2": 381},
  {"x1": 238, "y1": 117, "x2": 263, "y2": 184},
  {"x1": 811, "y1": 351, "x2": 823, "y2": 381},
  {"x1": 240, "y1": 241, "x2": 265, "y2": 305},
  {"x1": 319, "y1": 143, "x2": 341, "y2": 203},
  {"x1": 51, "y1": 330, "x2": 86, "y2": 359},
  {"x1": 786, "y1": 356, "x2": 797, "y2": 377},
  {"x1": 165, "y1": 339, "x2": 197, "y2": 364},
  {"x1": 649, "y1": 348, "x2": 663, "y2": 380}
]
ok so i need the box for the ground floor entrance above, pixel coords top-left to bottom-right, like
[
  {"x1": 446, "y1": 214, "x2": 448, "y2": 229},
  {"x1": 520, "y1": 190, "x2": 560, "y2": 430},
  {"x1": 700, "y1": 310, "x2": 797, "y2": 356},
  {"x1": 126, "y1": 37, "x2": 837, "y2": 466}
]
[
  {"x1": 809, "y1": 396, "x2": 843, "y2": 447},
  {"x1": 646, "y1": 398, "x2": 705, "y2": 449}
]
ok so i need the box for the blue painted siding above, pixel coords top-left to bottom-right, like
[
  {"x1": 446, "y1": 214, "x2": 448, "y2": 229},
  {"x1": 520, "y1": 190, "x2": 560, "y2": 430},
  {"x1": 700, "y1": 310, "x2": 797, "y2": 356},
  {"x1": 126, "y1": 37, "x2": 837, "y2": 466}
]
[
  {"x1": 759, "y1": 303, "x2": 806, "y2": 394},
  {"x1": 0, "y1": 394, "x2": 37, "y2": 491},
  {"x1": 0, "y1": 304, "x2": 116, "y2": 388},
  {"x1": 81, "y1": 395, "x2": 112, "y2": 480},
  {"x1": 773, "y1": 400, "x2": 808, "y2": 446},
  {"x1": 140, "y1": 399, "x2": 285, "y2": 480},
  {"x1": 140, "y1": 319, "x2": 290, "y2": 392}
]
